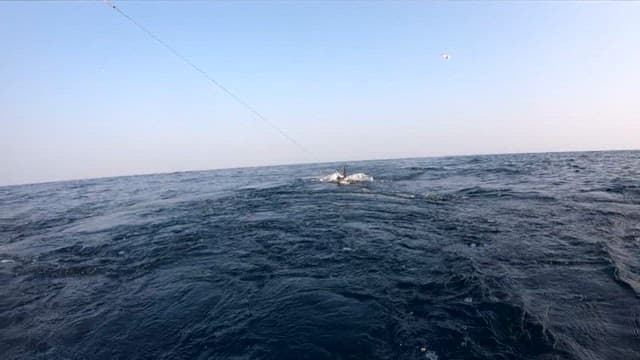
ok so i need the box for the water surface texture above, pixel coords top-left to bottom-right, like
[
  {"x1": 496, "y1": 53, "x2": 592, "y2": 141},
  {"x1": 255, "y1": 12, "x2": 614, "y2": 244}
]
[{"x1": 1, "y1": 151, "x2": 640, "y2": 359}]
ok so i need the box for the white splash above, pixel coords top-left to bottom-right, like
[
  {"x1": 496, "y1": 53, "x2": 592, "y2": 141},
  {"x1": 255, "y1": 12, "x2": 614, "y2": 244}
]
[
  {"x1": 320, "y1": 172, "x2": 373, "y2": 184},
  {"x1": 425, "y1": 350, "x2": 439, "y2": 360},
  {"x1": 419, "y1": 346, "x2": 439, "y2": 360}
]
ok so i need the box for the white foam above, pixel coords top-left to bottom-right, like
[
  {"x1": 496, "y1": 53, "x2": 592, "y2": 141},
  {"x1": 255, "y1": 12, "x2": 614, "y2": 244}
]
[
  {"x1": 320, "y1": 172, "x2": 373, "y2": 184},
  {"x1": 419, "y1": 347, "x2": 439, "y2": 360},
  {"x1": 425, "y1": 351, "x2": 439, "y2": 360},
  {"x1": 320, "y1": 172, "x2": 343, "y2": 183}
]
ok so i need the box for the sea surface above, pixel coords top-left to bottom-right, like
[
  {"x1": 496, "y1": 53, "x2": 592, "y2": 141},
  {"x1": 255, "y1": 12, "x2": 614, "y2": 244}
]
[{"x1": 1, "y1": 151, "x2": 639, "y2": 360}]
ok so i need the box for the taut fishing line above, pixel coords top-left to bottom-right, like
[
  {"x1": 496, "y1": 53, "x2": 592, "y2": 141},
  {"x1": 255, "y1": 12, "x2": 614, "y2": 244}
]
[{"x1": 103, "y1": 0, "x2": 313, "y2": 157}]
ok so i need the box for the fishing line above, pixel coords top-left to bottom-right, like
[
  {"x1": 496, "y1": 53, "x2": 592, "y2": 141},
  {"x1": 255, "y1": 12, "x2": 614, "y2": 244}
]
[{"x1": 103, "y1": 0, "x2": 313, "y2": 157}]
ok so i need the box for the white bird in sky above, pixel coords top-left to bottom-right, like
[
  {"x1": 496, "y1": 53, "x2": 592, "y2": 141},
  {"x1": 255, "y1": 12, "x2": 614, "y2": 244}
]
[{"x1": 441, "y1": 53, "x2": 451, "y2": 61}]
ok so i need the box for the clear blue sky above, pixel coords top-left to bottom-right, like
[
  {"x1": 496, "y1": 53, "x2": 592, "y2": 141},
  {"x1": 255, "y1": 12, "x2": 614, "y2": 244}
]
[{"x1": 1, "y1": 1, "x2": 639, "y2": 185}]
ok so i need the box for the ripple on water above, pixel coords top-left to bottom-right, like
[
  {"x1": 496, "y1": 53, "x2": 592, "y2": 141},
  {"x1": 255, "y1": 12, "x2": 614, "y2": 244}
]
[{"x1": 1, "y1": 151, "x2": 639, "y2": 359}]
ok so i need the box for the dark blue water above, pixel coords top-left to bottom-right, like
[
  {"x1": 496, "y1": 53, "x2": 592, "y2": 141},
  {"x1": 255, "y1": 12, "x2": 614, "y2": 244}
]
[{"x1": 1, "y1": 151, "x2": 639, "y2": 360}]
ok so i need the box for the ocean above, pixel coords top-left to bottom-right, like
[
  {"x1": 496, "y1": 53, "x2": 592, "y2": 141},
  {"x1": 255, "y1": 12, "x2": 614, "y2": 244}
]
[{"x1": 1, "y1": 151, "x2": 639, "y2": 359}]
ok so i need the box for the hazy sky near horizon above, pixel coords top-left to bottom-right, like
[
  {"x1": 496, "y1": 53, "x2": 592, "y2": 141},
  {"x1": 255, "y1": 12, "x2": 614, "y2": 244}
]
[{"x1": 1, "y1": 1, "x2": 639, "y2": 185}]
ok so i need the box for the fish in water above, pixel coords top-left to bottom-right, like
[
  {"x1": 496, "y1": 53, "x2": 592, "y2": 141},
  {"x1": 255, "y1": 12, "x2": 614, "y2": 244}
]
[{"x1": 321, "y1": 164, "x2": 373, "y2": 184}]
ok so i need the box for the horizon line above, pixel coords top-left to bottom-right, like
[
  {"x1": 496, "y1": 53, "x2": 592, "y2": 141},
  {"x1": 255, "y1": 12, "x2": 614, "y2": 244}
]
[{"x1": 2, "y1": 147, "x2": 638, "y2": 188}]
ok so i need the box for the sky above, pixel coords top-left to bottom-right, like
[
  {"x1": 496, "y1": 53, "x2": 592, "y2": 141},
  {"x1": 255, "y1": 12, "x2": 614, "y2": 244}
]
[{"x1": 1, "y1": 1, "x2": 639, "y2": 186}]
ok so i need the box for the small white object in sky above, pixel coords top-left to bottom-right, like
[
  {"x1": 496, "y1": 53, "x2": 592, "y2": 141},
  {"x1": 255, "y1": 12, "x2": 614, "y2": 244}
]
[{"x1": 441, "y1": 53, "x2": 451, "y2": 61}]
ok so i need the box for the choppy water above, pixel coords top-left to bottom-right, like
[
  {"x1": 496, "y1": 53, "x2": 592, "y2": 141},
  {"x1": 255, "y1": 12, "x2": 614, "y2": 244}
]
[{"x1": 1, "y1": 151, "x2": 640, "y2": 360}]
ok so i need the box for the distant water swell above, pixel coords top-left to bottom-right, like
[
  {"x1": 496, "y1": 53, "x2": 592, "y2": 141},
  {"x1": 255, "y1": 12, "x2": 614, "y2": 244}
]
[{"x1": 1, "y1": 151, "x2": 640, "y2": 359}]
